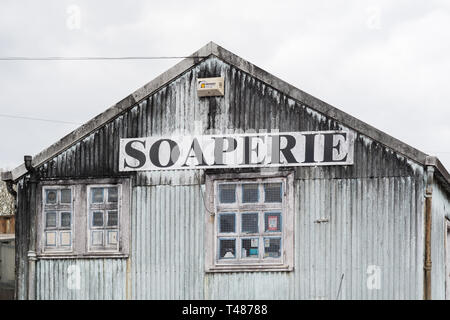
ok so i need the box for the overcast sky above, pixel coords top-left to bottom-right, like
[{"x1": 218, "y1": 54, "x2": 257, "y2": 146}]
[{"x1": 0, "y1": 0, "x2": 449, "y2": 171}]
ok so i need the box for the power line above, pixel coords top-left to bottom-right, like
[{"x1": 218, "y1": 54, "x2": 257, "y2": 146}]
[
  {"x1": 0, "y1": 113, "x2": 81, "y2": 125},
  {"x1": 0, "y1": 56, "x2": 206, "y2": 61}
]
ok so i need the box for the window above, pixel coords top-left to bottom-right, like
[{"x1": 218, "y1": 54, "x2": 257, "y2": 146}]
[
  {"x1": 205, "y1": 171, "x2": 294, "y2": 272},
  {"x1": 87, "y1": 185, "x2": 121, "y2": 252},
  {"x1": 42, "y1": 187, "x2": 73, "y2": 251},
  {"x1": 37, "y1": 179, "x2": 130, "y2": 258}
]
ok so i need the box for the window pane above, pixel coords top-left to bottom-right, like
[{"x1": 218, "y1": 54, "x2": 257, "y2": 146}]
[
  {"x1": 60, "y1": 231, "x2": 71, "y2": 246},
  {"x1": 45, "y1": 232, "x2": 57, "y2": 246},
  {"x1": 92, "y1": 231, "x2": 103, "y2": 246},
  {"x1": 46, "y1": 190, "x2": 57, "y2": 204},
  {"x1": 242, "y1": 184, "x2": 259, "y2": 203},
  {"x1": 265, "y1": 212, "x2": 281, "y2": 232},
  {"x1": 264, "y1": 183, "x2": 282, "y2": 202},
  {"x1": 60, "y1": 212, "x2": 71, "y2": 227},
  {"x1": 108, "y1": 187, "x2": 118, "y2": 203},
  {"x1": 60, "y1": 189, "x2": 71, "y2": 203},
  {"x1": 219, "y1": 213, "x2": 235, "y2": 233},
  {"x1": 92, "y1": 211, "x2": 104, "y2": 227},
  {"x1": 241, "y1": 238, "x2": 259, "y2": 258},
  {"x1": 46, "y1": 211, "x2": 57, "y2": 228},
  {"x1": 219, "y1": 239, "x2": 236, "y2": 259},
  {"x1": 241, "y1": 213, "x2": 258, "y2": 233},
  {"x1": 264, "y1": 237, "x2": 281, "y2": 258},
  {"x1": 107, "y1": 231, "x2": 118, "y2": 245},
  {"x1": 91, "y1": 188, "x2": 104, "y2": 203},
  {"x1": 219, "y1": 184, "x2": 236, "y2": 203},
  {"x1": 107, "y1": 211, "x2": 118, "y2": 227}
]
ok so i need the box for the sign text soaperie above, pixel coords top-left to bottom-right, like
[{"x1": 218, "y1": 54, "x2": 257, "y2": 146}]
[{"x1": 119, "y1": 131, "x2": 354, "y2": 171}]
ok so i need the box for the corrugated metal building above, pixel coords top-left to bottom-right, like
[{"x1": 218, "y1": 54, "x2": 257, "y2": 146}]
[{"x1": 2, "y1": 42, "x2": 450, "y2": 300}]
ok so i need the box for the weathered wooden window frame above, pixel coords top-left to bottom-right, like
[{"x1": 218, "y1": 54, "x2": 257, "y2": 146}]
[
  {"x1": 40, "y1": 186, "x2": 74, "y2": 252},
  {"x1": 86, "y1": 184, "x2": 121, "y2": 253},
  {"x1": 36, "y1": 178, "x2": 130, "y2": 259},
  {"x1": 205, "y1": 171, "x2": 295, "y2": 272}
]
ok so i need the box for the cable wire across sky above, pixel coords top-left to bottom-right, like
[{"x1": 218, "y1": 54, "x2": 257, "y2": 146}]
[
  {"x1": 0, "y1": 113, "x2": 81, "y2": 125},
  {"x1": 0, "y1": 56, "x2": 205, "y2": 61}
]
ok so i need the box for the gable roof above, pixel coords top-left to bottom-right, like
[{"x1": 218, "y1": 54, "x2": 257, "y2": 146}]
[{"x1": 2, "y1": 41, "x2": 449, "y2": 189}]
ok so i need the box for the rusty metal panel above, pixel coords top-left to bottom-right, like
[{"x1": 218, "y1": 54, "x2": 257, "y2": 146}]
[{"x1": 0, "y1": 216, "x2": 15, "y2": 234}]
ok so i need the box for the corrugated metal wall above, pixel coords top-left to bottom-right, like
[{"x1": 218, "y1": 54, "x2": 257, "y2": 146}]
[
  {"x1": 17, "y1": 55, "x2": 434, "y2": 299},
  {"x1": 36, "y1": 259, "x2": 126, "y2": 300},
  {"x1": 205, "y1": 176, "x2": 424, "y2": 299},
  {"x1": 431, "y1": 181, "x2": 450, "y2": 299}
]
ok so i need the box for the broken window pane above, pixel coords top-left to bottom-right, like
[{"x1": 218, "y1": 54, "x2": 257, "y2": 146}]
[
  {"x1": 242, "y1": 184, "x2": 259, "y2": 203},
  {"x1": 219, "y1": 239, "x2": 236, "y2": 259},
  {"x1": 241, "y1": 238, "x2": 259, "y2": 258},
  {"x1": 264, "y1": 183, "x2": 282, "y2": 203},
  {"x1": 241, "y1": 212, "x2": 258, "y2": 233},
  {"x1": 265, "y1": 212, "x2": 281, "y2": 232},
  {"x1": 108, "y1": 187, "x2": 118, "y2": 203},
  {"x1": 264, "y1": 237, "x2": 281, "y2": 258},
  {"x1": 107, "y1": 211, "x2": 118, "y2": 227},
  {"x1": 91, "y1": 188, "x2": 104, "y2": 203},
  {"x1": 46, "y1": 211, "x2": 57, "y2": 228},
  {"x1": 219, "y1": 213, "x2": 235, "y2": 233},
  {"x1": 92, "y1": 211, "x2": 104, "y2": 227},
  {"x1": 46, "y1": 190, "x2": 57, "y2": 204},
  {"x1": 219, "y1": 184, "x2": 236, "y2": 203},
  {"x1": 60, "y1": 212, "x2": 71, "y2": 228},
  {"x1": 60, "y1": 189, "x2": 71, "y2": 204}
]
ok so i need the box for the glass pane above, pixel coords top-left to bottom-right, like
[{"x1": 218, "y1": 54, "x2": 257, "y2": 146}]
[
  {"x1": 91, "y1": 188, "x2": 104, "y2": 203},
  {"x1": 60, "y1": 232, "x2": 71, "y2": 246},
  {"x1": 107, "y1": 211, "x2": 118, "y2": 227},
  {"x1": 92, "y1": 211, "x2": 104, "y2": 227},
  {"x1": 264, "y1": 237, "x2": 281, "y2": 258},
  {"x1": 241, "y1": 238, "x2": 259, "y2": 258},
  {"x1": 265, "y1": 212, "x2": 281, "y2": 232},
  {"x1": 219, "y1": 184, "x2": 236, "y2": 203},
  {"x1": 264, "y1": 183, "x2": 282, "y2": 203},
  {"x1": 241, "y1": 213, "x2": 258, "y2": 233},
  {"x1": 242, "y1": 184, "x2": 259, "y2": 203},
  {"x1": 108, "y1": 187, "x2": 118, "y2": 203},
  {"x1": 60, "y1": 189, "x2": 71, "y2": 203},
  {"x1": 46, "y1": 190, "x2": 57, "y2": 204},
  {"x1": 219, "y1": 213, "x2": 235, "y2": 233},
  {"x1": 92, "y1": 231, "x2": 103, "y2": 246},
  {"x1": 60, "y1": 212, "x2": 71, "y2": 227},
  {"x1": 219, "y1": 239, "x2": 236, "y2": 259},
  {"x1": 46, "y1": 211, "x2": 57, "y2": 228},
  {"x1": 45, "y1": 232, "x2": 56, "y2": 246},
  {"x1": 107, "y1": 231, "x2": 118, "y2": 245}
]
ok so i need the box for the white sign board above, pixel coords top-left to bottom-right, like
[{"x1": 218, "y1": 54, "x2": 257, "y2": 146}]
[{"x1": 119, "y1": 131, "x2": 354, "y2": 172}]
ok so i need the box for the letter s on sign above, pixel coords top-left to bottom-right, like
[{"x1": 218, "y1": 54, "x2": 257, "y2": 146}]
[{"x1": 124, "y1": 140, "x2": 147, "y2": 169}]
